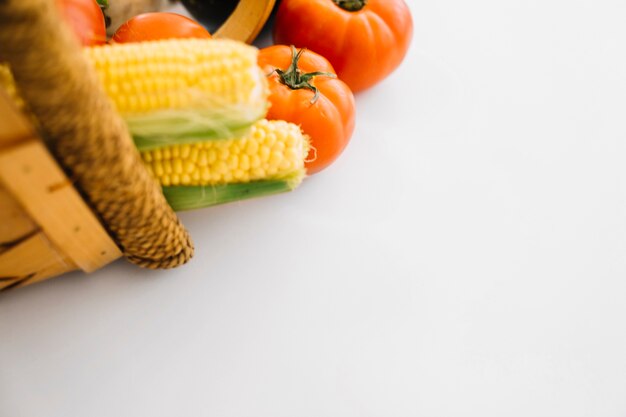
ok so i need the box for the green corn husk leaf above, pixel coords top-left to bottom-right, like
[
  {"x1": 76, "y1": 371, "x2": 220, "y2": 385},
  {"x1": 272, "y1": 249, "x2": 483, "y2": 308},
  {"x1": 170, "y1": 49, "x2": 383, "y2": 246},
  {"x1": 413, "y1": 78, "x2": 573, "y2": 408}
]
[
  {"x1": 162, "y1": 173, "x2": 305, "y2": 211},
  {"x1": 127, "y1": 98, "x2": 268, "y2": 151}
]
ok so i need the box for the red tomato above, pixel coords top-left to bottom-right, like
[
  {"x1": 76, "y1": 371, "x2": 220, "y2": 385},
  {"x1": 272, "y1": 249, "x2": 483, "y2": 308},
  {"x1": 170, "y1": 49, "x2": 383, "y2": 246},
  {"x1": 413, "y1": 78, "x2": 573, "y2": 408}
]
[
  {"x1": 111, "y1": 12, "x2": 211, "y2": 43},
  {"x1": 273, "y1": 0, "x2": 413, "y2": 92},
  {"x1": 56, "y1": 0, "x2": 107, "y2": 46},
  {"x1": 258, "y1": 46, "x2": 356, "y2": 174}
]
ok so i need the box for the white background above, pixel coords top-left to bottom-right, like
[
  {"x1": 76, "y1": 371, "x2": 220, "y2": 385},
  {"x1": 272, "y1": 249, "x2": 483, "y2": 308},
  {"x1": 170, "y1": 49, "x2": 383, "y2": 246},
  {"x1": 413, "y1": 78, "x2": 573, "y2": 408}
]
[{"x1": 2, "y1": 0, "x2": 626, "y2": 416}]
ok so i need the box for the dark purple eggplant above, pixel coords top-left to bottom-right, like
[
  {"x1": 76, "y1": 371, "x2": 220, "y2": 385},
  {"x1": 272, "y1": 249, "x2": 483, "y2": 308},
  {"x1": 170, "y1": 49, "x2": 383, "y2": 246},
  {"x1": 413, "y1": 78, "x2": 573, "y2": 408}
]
[{"x1": 180, "y1": 0, "x2": 239, "y2": 32}]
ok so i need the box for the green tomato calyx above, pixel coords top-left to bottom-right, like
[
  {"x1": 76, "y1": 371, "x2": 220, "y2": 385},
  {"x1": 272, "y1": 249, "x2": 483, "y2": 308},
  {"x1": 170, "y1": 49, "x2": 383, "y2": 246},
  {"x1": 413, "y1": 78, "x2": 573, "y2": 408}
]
[
  {"x1": 333, "y1": 0, "x2": 368, "y2": 12},
  {"x1": 272, "y1": 46, "x2": 336, "y2": 104}
]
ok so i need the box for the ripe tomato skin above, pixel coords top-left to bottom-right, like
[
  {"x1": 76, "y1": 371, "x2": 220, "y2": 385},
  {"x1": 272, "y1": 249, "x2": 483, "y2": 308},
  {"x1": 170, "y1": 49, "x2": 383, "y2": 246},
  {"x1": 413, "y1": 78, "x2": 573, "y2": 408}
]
[
  {"x1": 111, "y1": 12, "x2": 211, "y2": 43},
  {"x1": 273, "y1": 0, "x2": 413, "y2": 93},
  {"x1": 56, "y1": 0, "x2": 107, "y2": 46},
  {"x1": 258, "y1": 45, "x2": 356, "y2": 175}
]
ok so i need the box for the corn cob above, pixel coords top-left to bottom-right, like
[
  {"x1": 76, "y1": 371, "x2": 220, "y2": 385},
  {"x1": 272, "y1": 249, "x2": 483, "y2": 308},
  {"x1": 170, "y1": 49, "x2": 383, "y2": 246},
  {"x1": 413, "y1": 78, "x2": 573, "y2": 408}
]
[
  {"x1": 84, "y1": 38, "x2": 269, "y2": 148},
  {"x1": 0, "y1": 40, "x2": 309, "y2": 211},
  {"x1": 142, "y1": 119, "x2": 310, "y2": 211}
]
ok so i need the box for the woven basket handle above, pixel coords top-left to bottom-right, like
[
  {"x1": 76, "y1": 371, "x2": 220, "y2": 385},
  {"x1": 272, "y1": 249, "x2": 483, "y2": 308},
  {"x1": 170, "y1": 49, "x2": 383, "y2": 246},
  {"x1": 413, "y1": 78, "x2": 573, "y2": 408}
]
[{"x1": 0, "y1": 0, "x2": 194, "y2": 269}]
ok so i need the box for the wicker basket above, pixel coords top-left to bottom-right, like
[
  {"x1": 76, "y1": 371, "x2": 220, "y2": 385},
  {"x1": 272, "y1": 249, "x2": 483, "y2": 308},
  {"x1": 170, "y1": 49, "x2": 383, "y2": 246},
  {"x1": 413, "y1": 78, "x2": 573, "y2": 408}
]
[{"x1": 0, "y1": 0, "x2": 276, "y2": 291}]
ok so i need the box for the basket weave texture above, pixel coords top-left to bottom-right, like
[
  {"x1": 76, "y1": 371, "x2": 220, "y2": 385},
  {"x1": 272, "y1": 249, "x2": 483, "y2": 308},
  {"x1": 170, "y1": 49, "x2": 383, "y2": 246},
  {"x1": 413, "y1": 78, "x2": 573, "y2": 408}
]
[{"x1": 0, "y1": 0, "x2": 194, "y2": 289}]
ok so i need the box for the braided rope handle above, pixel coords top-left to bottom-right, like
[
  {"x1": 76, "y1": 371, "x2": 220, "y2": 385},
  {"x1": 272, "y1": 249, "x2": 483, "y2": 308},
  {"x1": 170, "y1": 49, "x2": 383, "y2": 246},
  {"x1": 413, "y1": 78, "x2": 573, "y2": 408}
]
[{"x1": 0, "y1": 0, "x2": 194, "y2": 269}]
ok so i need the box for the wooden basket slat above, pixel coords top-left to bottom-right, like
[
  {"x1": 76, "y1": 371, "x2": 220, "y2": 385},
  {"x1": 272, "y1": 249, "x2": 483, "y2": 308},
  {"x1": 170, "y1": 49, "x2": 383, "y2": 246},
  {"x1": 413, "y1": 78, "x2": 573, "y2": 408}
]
[
  {"x1": 0, "y1": 184, "x2": 37, "y2": 246},
  {"x1": 0, "y1": 88, "x2": 122, "y2": 289},
  {"x1": 0, "y1": 232, "x2": 75, "y2": 291},
  {"x1": 0, "y1": 138, "x2": 122, "y2": 273}
]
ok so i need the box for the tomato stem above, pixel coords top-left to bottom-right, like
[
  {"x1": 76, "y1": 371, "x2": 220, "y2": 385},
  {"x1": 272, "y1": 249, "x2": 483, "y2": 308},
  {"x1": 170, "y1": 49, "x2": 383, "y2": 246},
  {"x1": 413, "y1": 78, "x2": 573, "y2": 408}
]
[
  {"x1": 273, "y1": 46, "x2": 336, "y2": 104},
  {"x1": 332, "y1": 0, "x2": 367, "y2": 12}
]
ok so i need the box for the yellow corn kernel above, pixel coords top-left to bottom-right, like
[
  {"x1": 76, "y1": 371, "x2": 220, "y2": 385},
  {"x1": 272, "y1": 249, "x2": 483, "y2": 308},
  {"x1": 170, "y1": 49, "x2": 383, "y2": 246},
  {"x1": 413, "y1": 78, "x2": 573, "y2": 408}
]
[{"x1": 142, "y1": 119, "x2": 309, "y2": 187}]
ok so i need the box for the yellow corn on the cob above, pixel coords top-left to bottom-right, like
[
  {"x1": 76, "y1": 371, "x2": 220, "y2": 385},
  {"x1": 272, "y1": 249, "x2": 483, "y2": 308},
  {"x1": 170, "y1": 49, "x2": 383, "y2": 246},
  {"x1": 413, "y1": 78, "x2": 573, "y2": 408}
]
[
  {"x1": 2, "y1": 39, "x2": 268, "y2": 148},
  {"x1": 142, "y1": 119, "x2": 310, "y2": 211},
  {"x1": 143, "y1": 119, "x2": 308, "y2": 186},
  {"x1": 85, "y1": 38, "x2": 269, "y2": 149},
  {"x1": 84, "y1": 38, "x2": 267, "y2": 114}
]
